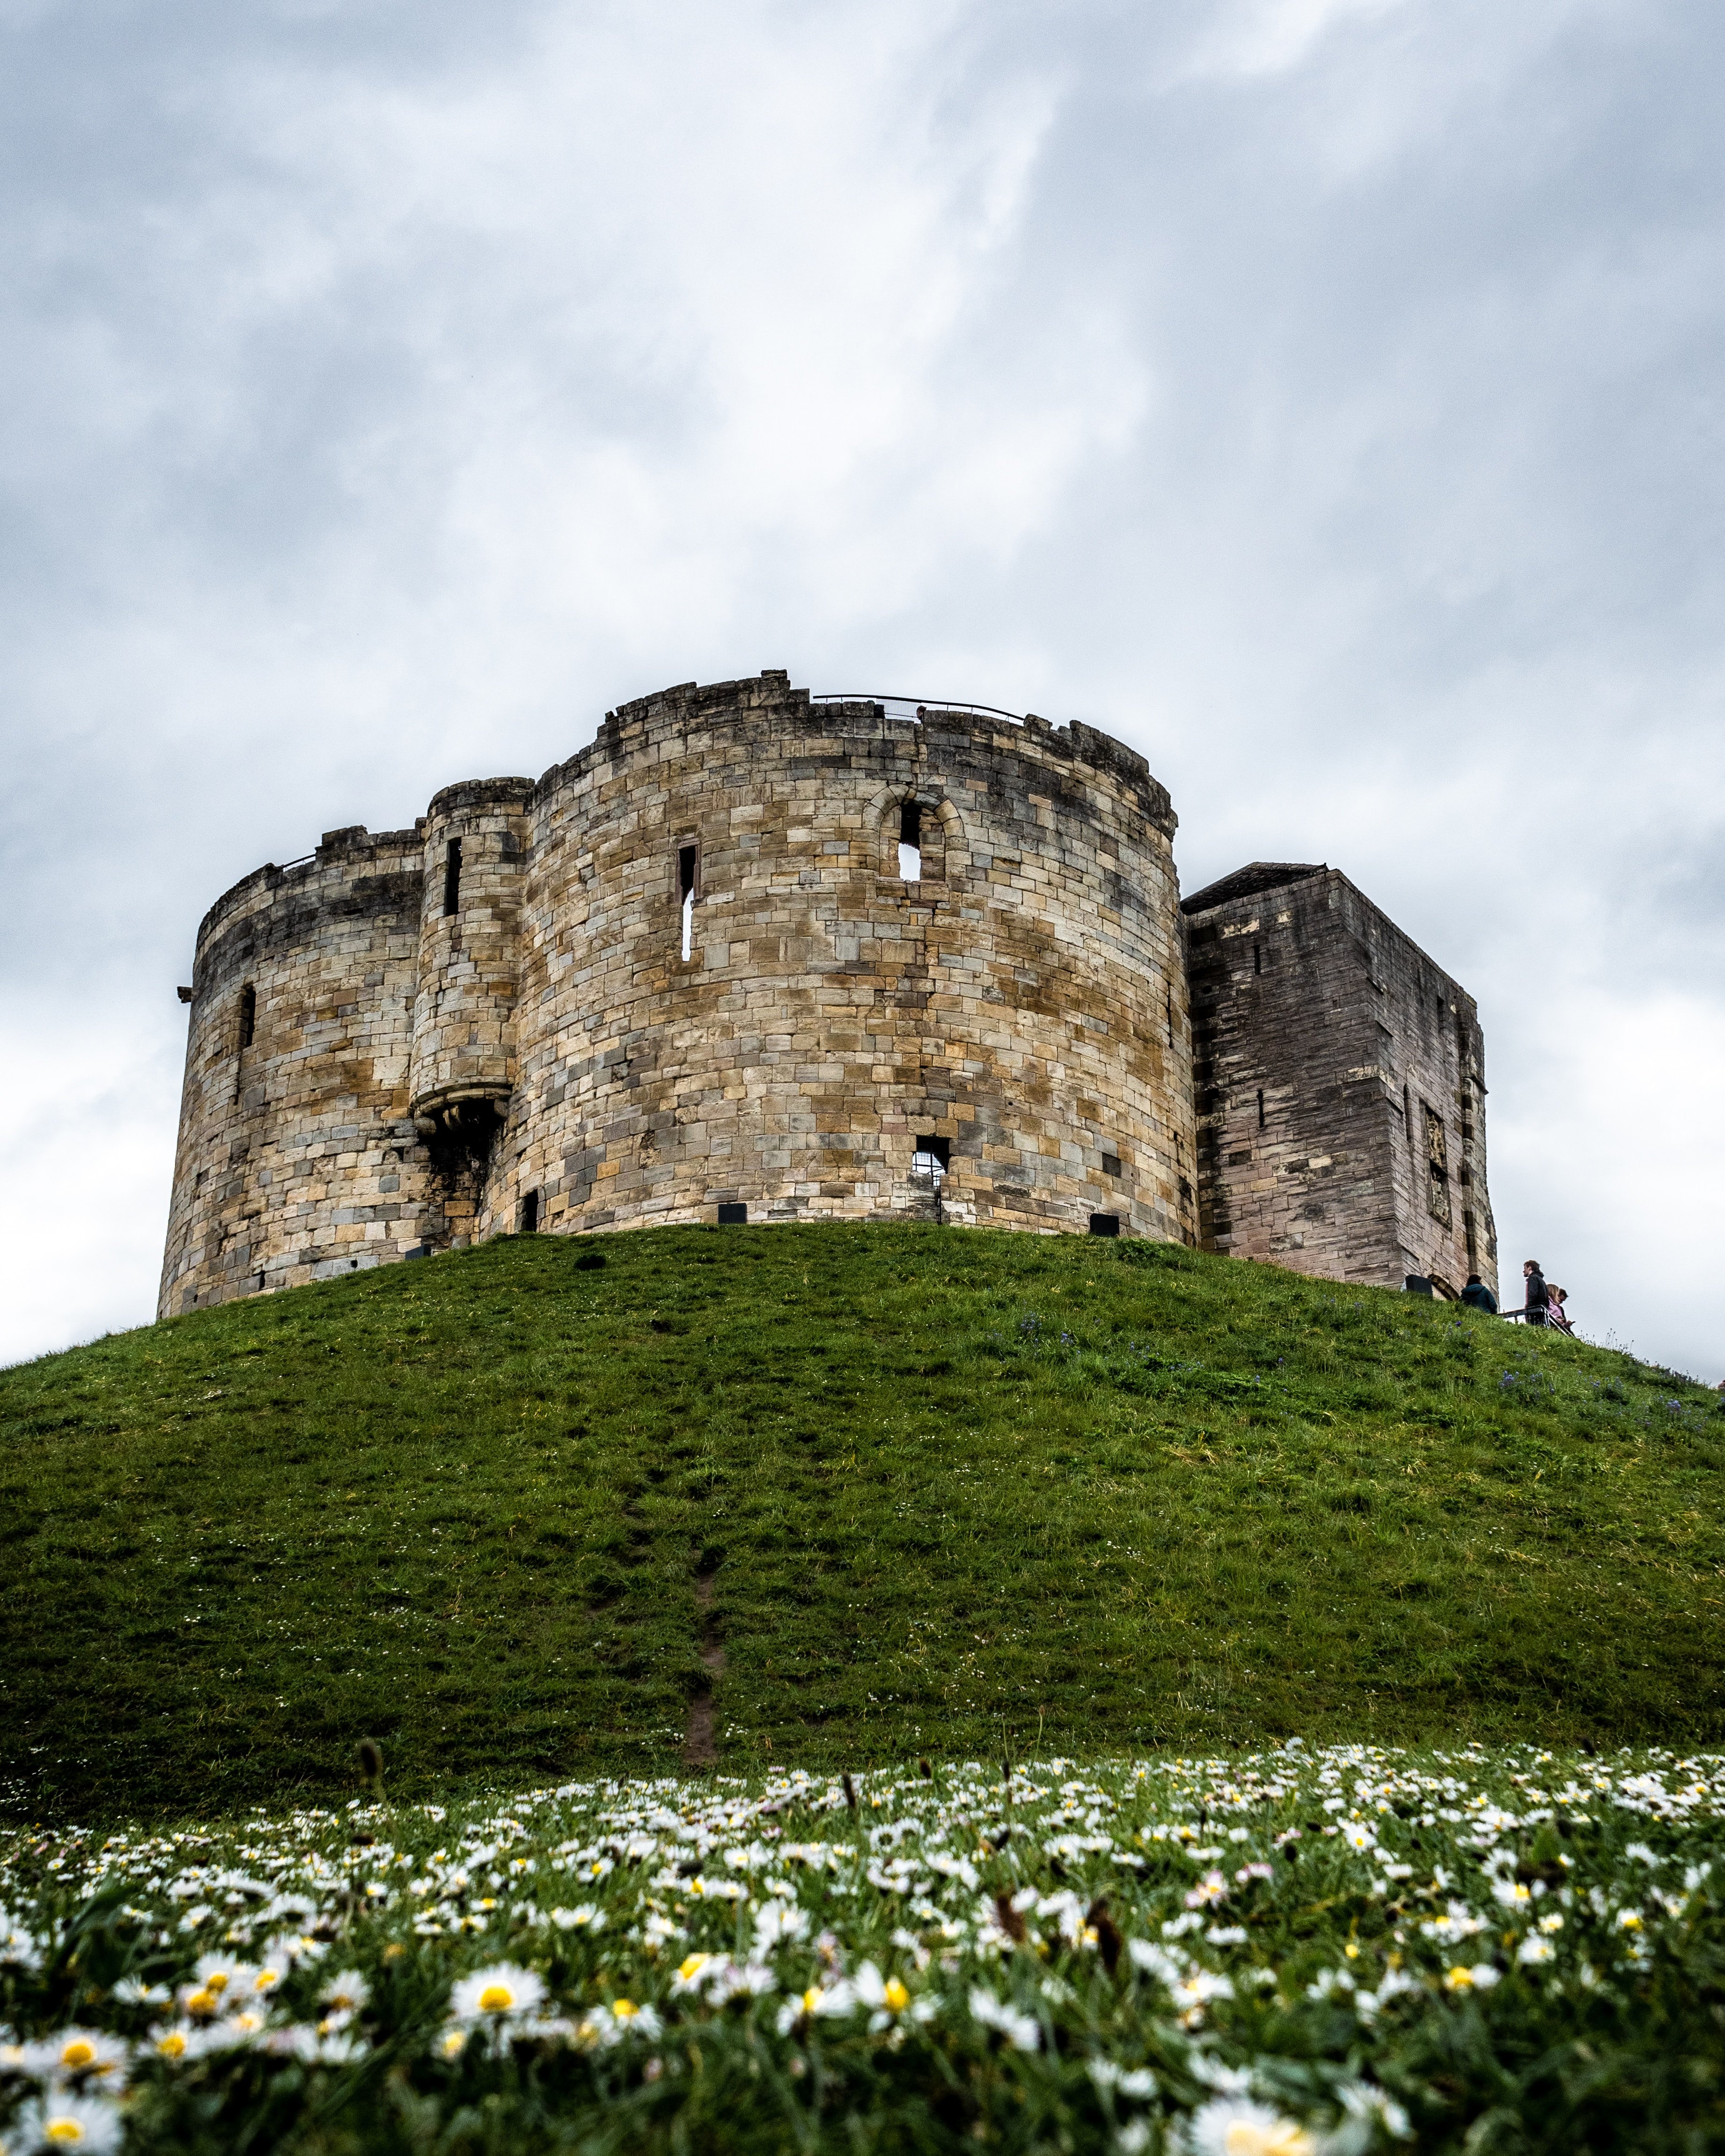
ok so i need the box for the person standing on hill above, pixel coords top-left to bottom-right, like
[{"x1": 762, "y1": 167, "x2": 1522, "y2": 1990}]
[
  {"x1": 1548, "y1": 1286, "x2": 1576, "y2": 1335},
  {"x1": 1514, "y1": 1260, "x2": 1550, "y2": 1326},
  {"x1": 1460, "y1": 1274, "x2": 1498, "y2": 1313}
]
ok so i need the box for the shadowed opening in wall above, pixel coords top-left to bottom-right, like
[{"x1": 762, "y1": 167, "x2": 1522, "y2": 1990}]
[
  {"x1": 443, "y1": 838, "x2": 462, "y2": 917},
  {"x1": 912, "y1": 1135, "x2": 949, "y2": 1182},
  {"x1": 237, "y1": 983, "x2": 255, "y2": 1051},
  {"x1": 678, "y1": 843, "x2": 698, "y2": 961},
  {"x1": 898, "y1": 801, "x2": 921, "y2": 881}
]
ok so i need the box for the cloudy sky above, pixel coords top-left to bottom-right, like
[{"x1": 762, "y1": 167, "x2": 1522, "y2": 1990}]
[{"x1": 2, "y1": 0, "x2": 1721, "y2": 1377}]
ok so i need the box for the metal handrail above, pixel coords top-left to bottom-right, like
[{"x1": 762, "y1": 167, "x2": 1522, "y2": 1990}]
[{"x1": 812, "y1": 693, "x2": 1027, "y2": 723}]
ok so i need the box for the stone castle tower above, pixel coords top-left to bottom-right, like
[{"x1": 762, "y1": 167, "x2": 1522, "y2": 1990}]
[
  {"x1": 160, "y1": 671, "x2": 1496, "y2": 1316},
  {"x1": 160, "y1": 673, "x2": 1197, "y2": 1313}
]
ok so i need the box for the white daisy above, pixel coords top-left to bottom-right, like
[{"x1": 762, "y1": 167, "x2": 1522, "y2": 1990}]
[
  {"x1": 15, "y1": 2093, "x2": 125, "y2": 2153},
  {"x1": 448, "y1": 1963, "x2": 546, "y2": 2022},
  {"x1": 1184, "y1": 2095, "x2": 1314, "y2": 2155}
]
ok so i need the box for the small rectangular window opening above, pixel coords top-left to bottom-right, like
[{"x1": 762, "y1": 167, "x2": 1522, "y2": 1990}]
[
  {"x1": 1256, "y1": 1087, "x2": 1265, "y2": 1129},
  {"x1": 678, "y1": 844, "x2": 698, "y2": 960},
  {"x1": 238, "y1": 983, "x2": 256, "y2": 1051},
  {"x1": 717, "y1": 1202, "x2": 748, "y2": 1225},
  {"x1": 519, "y1": 1190, "x2": 540, "y2": 1234},
  {"x1": 898, "y1": 801, "x2": 922, "y2": 882},
  {"x1": 443, "y1": 837, "x2": 462, "y2": 917},
  {"x1": 912, "y1": 1135, "x2": 949, "y2": 1182},
  {"x1": 1253, "y1": 943, "x2": 1262, "y2": 975},
  {"x1": 1088, "y1": 1212, "x2": 1121, "y2": 1238}
]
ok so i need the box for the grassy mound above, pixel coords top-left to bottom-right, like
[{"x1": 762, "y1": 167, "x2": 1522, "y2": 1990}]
[{"x1": 3, "y1": 1224, "x2": 1722, "y2": 1818}]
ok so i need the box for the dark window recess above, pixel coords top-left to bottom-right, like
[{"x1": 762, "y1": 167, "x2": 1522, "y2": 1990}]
[
  {"x1": 238, "y1": 984, "x2": 256, "y2": 1051},
  {"x1": 1227, "y1": 1150, "x2": 1252, "y2": 1166},
  {"x1": 717, "y1": 1202, "x2": 748, "y2": 1225},
  {"x1": 443, "y1": 837, "x2": 463, "y2": 917},
  {"x1": 1256, "y1": 1087, "x2": 1266, "y2": 1129},
  {"x1": 678, "y1": 843, "x2": 699, "y2": 960},
  {"x1": 519, "y1": 1190, "x2": 540, "y2": 1233},
  {"x1": 1101, "y1": 1152, "x2": 1122, "y2": 1178},
  {"x1": 1403, "y1": 1083, "x2": 1413, "y2": 1145},
  {"x1": 1177, "y1": 1176, "x2": 1193, "y2": 1207},
  {"x1": 1087, "y1": 1213, "x2": 1121, "y2": 1238},
  {"x1": 912, "y1": 1136, "x2": 950, "y2": 1179},
  {"x1": 897, "y1": 801, "x2": 922, "y2": 881},
  {"x1": 1253, "y1": 943, "x2": 1262, "y2": 975}
]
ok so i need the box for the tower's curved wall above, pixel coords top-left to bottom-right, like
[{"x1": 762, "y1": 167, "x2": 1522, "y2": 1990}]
[
  {"x1": 160, "y1": 674, "x2": 1196, "y2": 1315},
  {"x1": 408, "y1": 779, "x2": 534, "y2": 1129},
  {"x1": 159, "y1": 824, "x2": 433, "y2": 1315}
]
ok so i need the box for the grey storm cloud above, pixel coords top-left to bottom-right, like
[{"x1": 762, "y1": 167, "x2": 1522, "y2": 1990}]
[{"x1": 1, "y1": 0, "x2": 1721, "y2": 1373}]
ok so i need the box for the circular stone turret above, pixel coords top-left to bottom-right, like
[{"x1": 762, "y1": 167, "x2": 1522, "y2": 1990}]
[
  {"x1": 408, "y1": 777, "x2": 534, "y2": 1144},
  {"x1": 160, "y1": 674, "x2": 1196, "y2": 1313}
]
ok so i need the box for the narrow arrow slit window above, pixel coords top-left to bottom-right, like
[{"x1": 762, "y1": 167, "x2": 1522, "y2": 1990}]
[{"x1": 678, "y1": 843, "x2": 698, "y2": 961}]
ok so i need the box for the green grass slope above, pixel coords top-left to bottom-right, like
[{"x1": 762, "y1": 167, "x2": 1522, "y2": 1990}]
[{"x1": 3, "y1": 1223, "x2": 1722, "y2": 1819}]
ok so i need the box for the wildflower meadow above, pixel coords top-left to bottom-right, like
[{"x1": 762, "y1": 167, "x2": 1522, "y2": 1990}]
[{"x1": 4, "y1": 1743, "x2": 1723, "y2": 2153}]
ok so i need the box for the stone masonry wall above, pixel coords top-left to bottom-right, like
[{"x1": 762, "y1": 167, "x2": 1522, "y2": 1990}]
[
  {"x1": 159, "y1": 826, "x2": 435, "y2": 1314},
  {"x1": 494, "y1": 675, "x2": 1195, "y2": 1245},
  {"x1": 161, "y1": 673, "x2": 1198, "y2": 1313},
  {"x1": 1182, "y1": 865, "x2": 1496, "y2": 1297}
]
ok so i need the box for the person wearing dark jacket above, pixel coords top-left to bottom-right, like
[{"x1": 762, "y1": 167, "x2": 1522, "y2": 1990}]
[
  {"x1": 1514, "y1": 1260, "x2": 1550, "y2": 1325},
  {"x1": 1460, "y1": 1275, "x2": 1498, "y2": 1313}
]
